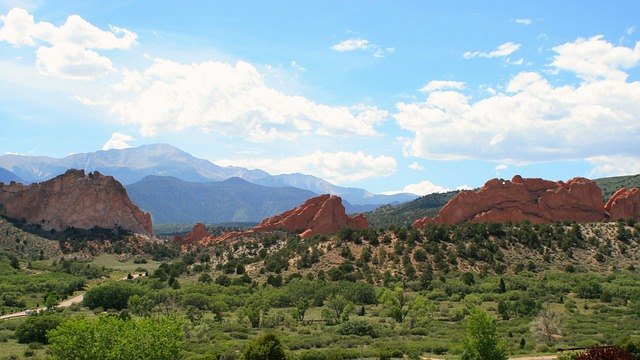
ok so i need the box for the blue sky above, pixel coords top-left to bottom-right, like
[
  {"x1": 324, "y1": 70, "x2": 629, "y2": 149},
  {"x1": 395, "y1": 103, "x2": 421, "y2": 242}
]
[{"x1": 1, "y1": 1, "x2": 639, "y2": 195}]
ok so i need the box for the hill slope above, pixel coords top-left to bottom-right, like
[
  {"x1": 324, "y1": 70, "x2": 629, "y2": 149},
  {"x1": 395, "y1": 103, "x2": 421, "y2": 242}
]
[
  {"x1": 594, "y1": 173, "x2": 640, "y2": 201},
  {"x1": 0, "y1": 167, "x2": 23, "y2": 183}
]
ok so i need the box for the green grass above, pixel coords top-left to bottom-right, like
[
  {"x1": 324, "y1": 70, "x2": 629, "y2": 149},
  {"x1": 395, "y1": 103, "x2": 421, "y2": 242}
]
[{"x1": 90, "y1": 254, "x2": 162, "y2": 277}]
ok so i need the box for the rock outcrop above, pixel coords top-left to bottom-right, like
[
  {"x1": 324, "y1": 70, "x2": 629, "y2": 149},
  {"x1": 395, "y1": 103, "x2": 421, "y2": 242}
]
[
  {"x1": 0, "y1": 169, "x2": 153, "y2": 236},
  {"x1": 173, "y1": 223, "x2": 209, "y2": 244},
  {"x1": 413, "y1": 175, "x2": 607, "y2": 227},
  {"x1": 253, "y1": 194, "x2": 368, "y2": 239},
  {"x1": 605, "y1": 188, "x2": 640, "y2": 220},
  {"x1": 196, "y1": 194, "x2": 368, "y2": 244}
]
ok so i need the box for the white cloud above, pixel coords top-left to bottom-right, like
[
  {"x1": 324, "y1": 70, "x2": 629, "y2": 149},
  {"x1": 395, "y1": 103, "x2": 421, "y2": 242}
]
[
  {"x1": 102, "y1": 132, "x2": 135, "y2": 150},
  {"x1": 106, "y1": 57, "x2": 388, "y2": 140},
  {"x1": 587, "y1": 155, "x2": 640, "y2": 178},
  {"x1": 495, "y1": 164, "x2": 508, "y2": 170},
  {"x1": 514, "y1": 18, "x2": 533, "y2": 25},
  {"x1": 36, "y1": 43, "x2": 115, "y2": 79},
  {"x1": 217, "y1": 150, "x2": 397, "y2": 184},
  {"x1": 291, "y1": 60, "x2": 306, "y2": 72},
  {"x1": 409, "y1": 162, "x2": 424, "y2": 170},
  {"x1": 464, "y1": 42, "x2": 521, "y2": 59},
  {"x1": 331, "y1": 38, "x2": 372, "y2": 51},
  {"x1": 419, "y1": 80, "x2": 465, "y2": 92},
  {"x1": 331, "y1": 38, "x2": 394, "y2": 57},
  {"x1": 456, "y1": 185, "x2": 473, "y2": 191},
  {"x1": 627, "y1": 26, "x2": 637, "y2": 36},
  {"x1": 551, "y1": 35, "x2": 640, "y2": 82},
  {"x1": 394, "y1": 36, "x2": 640, "y2": 168},
  {"x1": 0, "y1": 8, "x2": 137, "y2": 79},
  {"x1": 382, "y1": 180, "x2": 449, "y2": 196}
]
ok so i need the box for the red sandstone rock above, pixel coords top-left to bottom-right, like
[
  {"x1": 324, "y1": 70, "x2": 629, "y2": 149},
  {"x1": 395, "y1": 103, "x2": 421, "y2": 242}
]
[
  {"x1": 605, "y1": 188, "x2": 640, "y2": 220},
  {"x1": 0, "y1": 169, "x2": 153, "y2": 236},
  {"x1": 200, "y1": 194, "x2": 369, "y2": 243},
  {"x1": 413, "y1": 176, "x2": 606, "y2": 228},
  {"x1": 254, "y1": 194, "x2": 368, "y2": 239},
  {"x1": 173, "y1": 223, "x2": 210, "y2": 244}
]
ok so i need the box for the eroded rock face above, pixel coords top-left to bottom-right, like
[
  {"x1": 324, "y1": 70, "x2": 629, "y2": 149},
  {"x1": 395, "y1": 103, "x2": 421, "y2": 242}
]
[
  {"x1": 0, "y1": 169, "x2": 153, "y2": 236},
  {"x1": 254, "y1": 194, "x2": 368, "y2": 238},
  {"x1": 605, "y1": 188, "x2": 640, "y2": 220},
  {"x1": 173, "y1": 223, "x2": 209, "y2": 244},
  {"x1": 199, "y1": 194, "x2": 368, "y2": 243},
  {"x1": 413, "y1": 176, "x2": 606, "y2": 227}
]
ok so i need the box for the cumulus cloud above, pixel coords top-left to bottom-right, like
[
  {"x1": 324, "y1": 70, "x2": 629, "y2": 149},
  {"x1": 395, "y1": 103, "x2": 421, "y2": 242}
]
[
  {"x1": 551, "y1": 35, "x2": 640, "y2": 82},
  {"x1": 495, "y1": 164, "x2": 508, "y2": 170},
  {"x1": 106, "y1": 57, "x2": 388, "y2": 140},
  {"x1": 587, "y1": 155, "x2": 640, "y2": 178},
  {"x1": 382, "y1": 180, "x2": 449, "y2": 196},
  {"x1": 464, "y1": 42, "x2": 521, "y2": 59},
  {"x1": 419, "y1": 80, "x2": 465, "y2": 92},
  {"x1": 394, "y1": 36, "x2": 640, "y2": 175},
  {"x1": 102, "y1": 132, "x2": 135, "y2": 150},
  {"x1": 409, "y1": 162, "x2": 424, "y2": 170},
  {"x1": 217, "y1": 150, "x2": 397, "y2": 184},
  {"x1": 331, "y1": 38, "x2": 394, "y2": 57},
  {"x1": 0, "y1": 8, "x2": 137, "y2": 79}
]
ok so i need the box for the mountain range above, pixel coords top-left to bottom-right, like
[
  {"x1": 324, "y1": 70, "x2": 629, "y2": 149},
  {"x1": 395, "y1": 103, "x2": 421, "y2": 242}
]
[{"x1": 0, "y1": 144, "x2": 417, "y2": 224}]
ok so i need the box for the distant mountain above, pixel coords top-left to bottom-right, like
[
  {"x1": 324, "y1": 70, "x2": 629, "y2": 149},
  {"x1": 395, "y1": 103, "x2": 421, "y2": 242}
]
[
  {"x1": 0, "y1": 144, "x2": 418, "y2": 206},
  {"x1": 0, "y1": 167, "x2": 23, "y2": 183},
  {"x1": 126, "y1": 176, "x2": 322, "y2": 224},
  {"x1": 0, "y1": 144, "x2": 269, "y2": 185},
  {"x1": 254, "y1": 173, "x2": 418, "y2": 206}
]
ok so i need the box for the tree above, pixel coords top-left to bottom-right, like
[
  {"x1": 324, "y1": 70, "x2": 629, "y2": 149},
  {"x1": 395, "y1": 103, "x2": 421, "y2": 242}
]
[
  {"x1": 321, "y1": 294, "x2": 354, "y2": 325},
  {"x1": 15, "y1": 314, "x2": 63, "y2": 344},
  {"x1": 44, "y1": 292, "x2": 61, "y2": 309},
  {"x1": 379, "y1": 287, "x2": 411, "y2": 323},
  {"x1": 47, "y1": 316, "x2": 183, "y2": 360},
  {"x1": 461, "y1": 308, "x2": 508, "y2": 360},
  {"x1": 531, "y1": 309, "x2": 562, "y2": 342},
  {"x1": 128, "y1": 294, "x2": 155, "y2": 318},
  {"x1": 242, "y1": 332, "x2": 286, "y2": 360},
  {"x1": 83, "y1": 281, "x2": 142, "y2": 311}
]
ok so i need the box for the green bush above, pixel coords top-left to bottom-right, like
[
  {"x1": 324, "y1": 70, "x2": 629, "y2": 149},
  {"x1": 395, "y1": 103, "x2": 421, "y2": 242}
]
[
  {"x1": 15, "y1": 314, "x2": 63, "y2": 344},
  {"x1": 336, "y1": 319, "x2": 378, "y2": 337}
]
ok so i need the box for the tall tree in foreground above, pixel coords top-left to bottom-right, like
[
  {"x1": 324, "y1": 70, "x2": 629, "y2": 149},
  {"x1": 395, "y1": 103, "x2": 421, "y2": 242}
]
[{"x1": 461, "y1": 308, "x2": 508, "y2": 360}]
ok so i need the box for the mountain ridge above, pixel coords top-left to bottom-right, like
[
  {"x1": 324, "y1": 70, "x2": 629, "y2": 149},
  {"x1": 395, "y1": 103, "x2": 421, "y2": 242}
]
[{"x1": 0, "y1": 144, "x2": 417, "y2": 206}]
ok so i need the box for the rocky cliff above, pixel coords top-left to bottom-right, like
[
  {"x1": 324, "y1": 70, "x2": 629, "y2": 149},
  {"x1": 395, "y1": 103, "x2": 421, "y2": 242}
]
[
  {"x1": 0, "y1": 169, "x2": 153, "y2": 236},
  {"x1": 252, "y1": 194, "x2": 368, "y2": 239},
  {"x1": 187, "y1": 194, "x2": 368, "y2": 244},
  {"x1": 413, "y1": 175, "x2": 621, "y2": 227},
  {"x1": 605, "y1": 188, "x2": 640, "y2": 220}
]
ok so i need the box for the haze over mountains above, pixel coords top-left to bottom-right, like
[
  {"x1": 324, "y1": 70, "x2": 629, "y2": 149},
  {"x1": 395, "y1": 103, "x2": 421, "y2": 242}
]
[{"x1": 0, "y1": 144, "x2": 417, "y2": 223}]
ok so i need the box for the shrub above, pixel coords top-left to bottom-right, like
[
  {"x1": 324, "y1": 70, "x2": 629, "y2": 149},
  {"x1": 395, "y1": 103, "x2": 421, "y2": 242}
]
[
  {"x1": 336, "y1": 319, "x2": 378, "y2": 337},
  {"x1": 15, "y1": 314, "x2": 63, "y2": 344}
]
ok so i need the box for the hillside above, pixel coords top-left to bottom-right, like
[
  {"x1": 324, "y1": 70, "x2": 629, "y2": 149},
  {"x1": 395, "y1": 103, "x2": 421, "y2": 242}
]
[
  {"x1": 595, "y1": 173, "x2": 640, "y2": 201},
  {"x1": 365, "y1": 190, "x2": 460, "y2": 228},
  {"x1": 0, "y1": 167, "x2": 23, "y2": 183},
  {"x1": 0, "y1": 217, "x2": 61, "y2": 259}
]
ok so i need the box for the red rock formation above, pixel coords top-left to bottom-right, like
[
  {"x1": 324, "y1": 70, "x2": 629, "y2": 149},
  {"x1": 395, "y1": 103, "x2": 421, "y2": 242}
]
[
  {"x1": 198, "y1": 194, "x2": 368, "y2": 243},
  {"x1": 0, "y1": 169, "x2": 153, "y2": 236},
  {"x1": 253, "y1": 194, "x2": 368, "y2": 238},
  {"x1": 413, "y1": 175, "x2": 606, "y2": 228},
  {"x1": 605, "y1": 188, "x2": 640, "y2": 220},
  {"x1": 173, "y1": 223, "x2": 210, "y2": 244}
]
